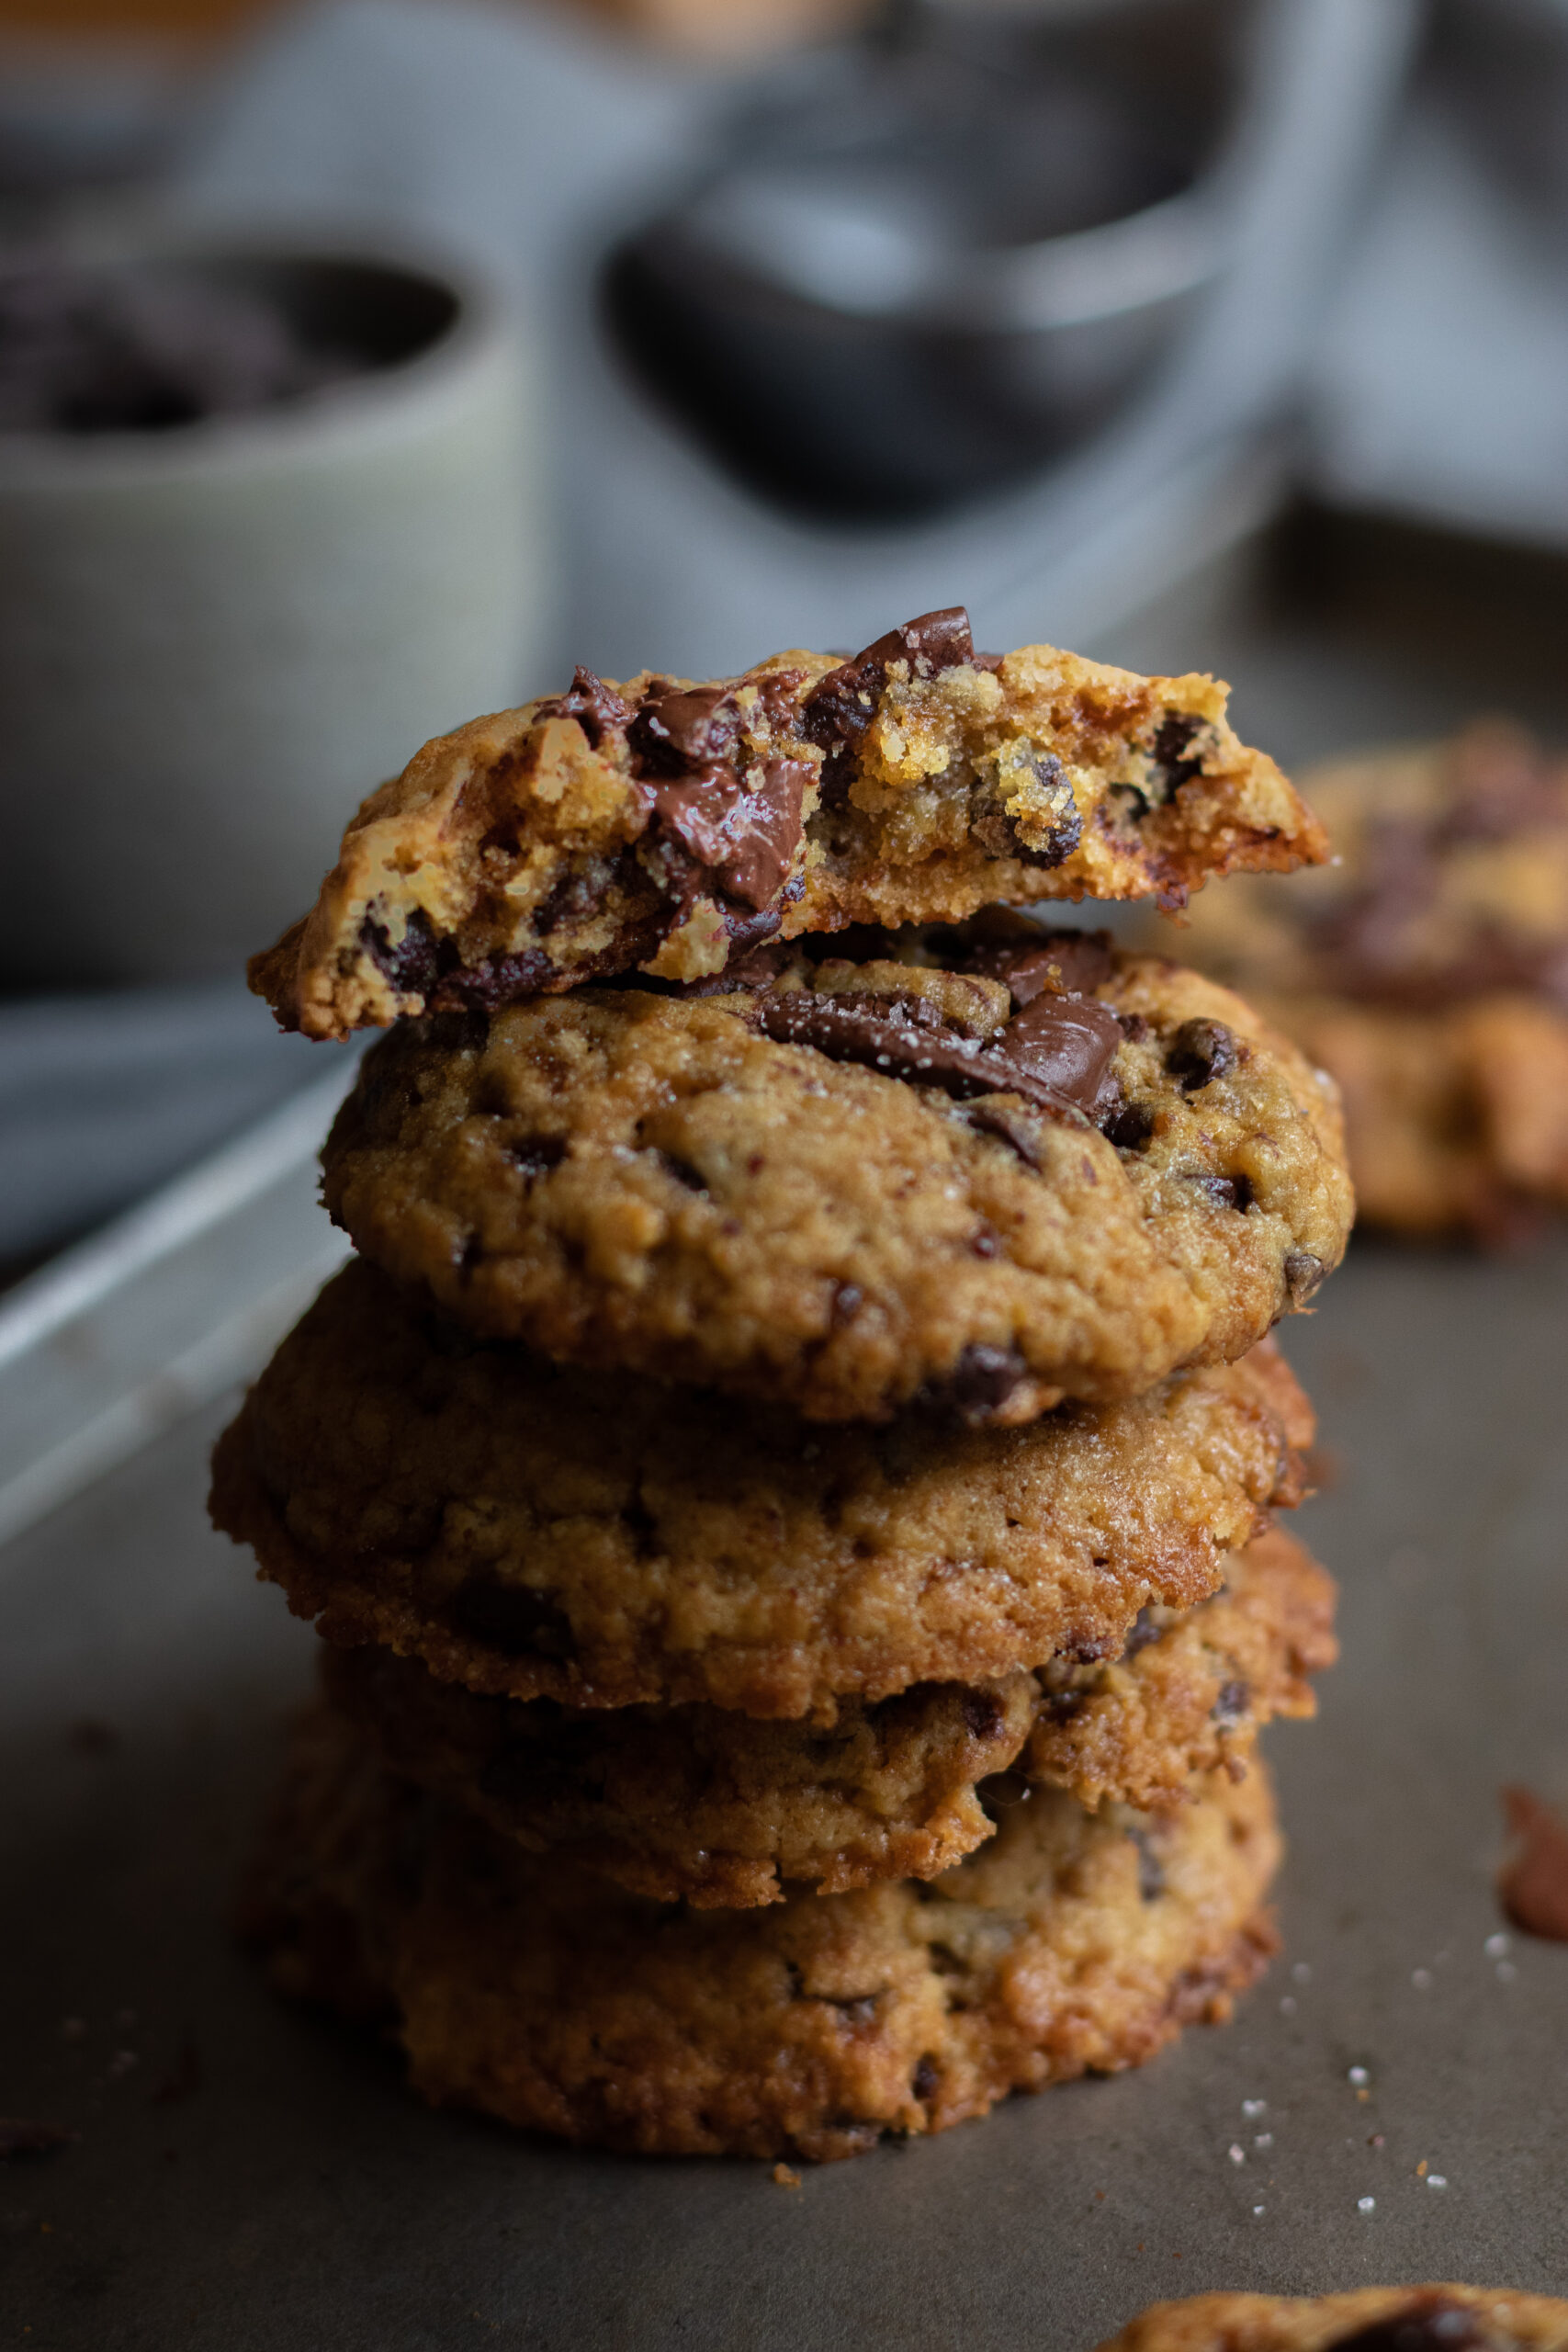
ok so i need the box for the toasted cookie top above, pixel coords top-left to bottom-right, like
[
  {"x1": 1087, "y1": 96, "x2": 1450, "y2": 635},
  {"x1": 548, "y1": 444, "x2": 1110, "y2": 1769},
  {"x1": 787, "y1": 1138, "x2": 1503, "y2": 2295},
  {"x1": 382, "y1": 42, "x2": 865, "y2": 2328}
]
[
  {"x1": 251, "y1": 607, "x2": 1326, "y2": 1040},
  {"x1": 319, "y1": 921, "x2": 1351, "y2": 1421}
]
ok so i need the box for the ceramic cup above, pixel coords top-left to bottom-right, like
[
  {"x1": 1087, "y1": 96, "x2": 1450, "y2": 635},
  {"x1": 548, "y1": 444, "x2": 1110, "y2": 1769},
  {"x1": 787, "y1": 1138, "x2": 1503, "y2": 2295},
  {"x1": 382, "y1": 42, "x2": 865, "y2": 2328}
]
[{"x1": 0, "y1": 229, "x2": 547, "y2": 985}]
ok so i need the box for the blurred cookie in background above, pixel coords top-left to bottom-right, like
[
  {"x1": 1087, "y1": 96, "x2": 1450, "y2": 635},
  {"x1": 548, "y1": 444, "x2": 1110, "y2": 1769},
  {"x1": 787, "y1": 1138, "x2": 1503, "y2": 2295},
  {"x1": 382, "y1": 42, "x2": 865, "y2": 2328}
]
[{"x1": 1151, "y1": 723, "x2": 1568, "y2": 1245}]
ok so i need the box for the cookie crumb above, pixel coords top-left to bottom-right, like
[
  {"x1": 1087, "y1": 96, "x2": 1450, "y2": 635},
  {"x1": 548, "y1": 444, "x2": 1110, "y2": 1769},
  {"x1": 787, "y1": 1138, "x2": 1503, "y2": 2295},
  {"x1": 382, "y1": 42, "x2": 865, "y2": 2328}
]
[{"x1": 772, "y1": 2163, "x2": 801, "y2": 2188}]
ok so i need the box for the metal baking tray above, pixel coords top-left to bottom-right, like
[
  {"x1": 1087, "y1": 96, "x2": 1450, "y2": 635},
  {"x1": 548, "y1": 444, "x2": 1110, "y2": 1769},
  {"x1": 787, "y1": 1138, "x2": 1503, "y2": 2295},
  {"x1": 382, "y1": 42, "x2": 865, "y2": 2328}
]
[{"x1": 4, "y1": 528, "x2": 1567, "y2": 2346}]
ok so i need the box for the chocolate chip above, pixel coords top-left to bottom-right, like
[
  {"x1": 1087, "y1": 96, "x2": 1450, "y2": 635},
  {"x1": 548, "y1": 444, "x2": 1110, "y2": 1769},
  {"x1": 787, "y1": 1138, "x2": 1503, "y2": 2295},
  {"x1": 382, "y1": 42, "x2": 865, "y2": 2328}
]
[
  {"x1": 962, "y1": 1102, "x2": 1049, "y2": 1170},
  {"x1": 960, "y1": 1690, "x2": 1006, "y2": 1742},
  {"x1": 1165, "y1": 1018, "x2": 1238, "y2": 1091},
  {"x1": 641, "y1": 756, "x2": 811, "y2": 915},
  {"x1": 937, "y1": 915, "x2": 1115, "y2": 1003},
  {"x1": 942, "y1": 1341, "x2": 1029, "y2": 1425},
  {"x1": 1188, "y1": 1172, "x2": 1253, "y2": 1212},
  {"x1": 802, "y1": 607, "x2": 978, "y2": 803},
  {"x1": 910, "y1": 2057, "x2": 939, "y2": 2102},
  {"x1": 969, "y1": 752, "x2": 1082, "y2": 869},
  {"x1": 1149, "y1": 713, "x2": 1206, "y2": 795},
  {"x1": 361, "y1": 905, "x2": 442, "y2": 996},
  {"x1": 1283, "y1": 1250, "x2": 1325, "y2": 1306},
  {"x1": 451, "y1": 1578, "x2": 575, "y2": 1660},
  {"x1": 0, "y1": 2119, "x2": 73, "y2": 2158},
  {"x1": 628, "y1": 683, "x2": 740, "y2": 775},
  {"x1": 536, "y1": 665, "x2": 635, "y2": 750},
  {"x1": 1212, "y1": 1679, "x2": 1248, "y2": 1727},
  {"x1": 997, "y1": 991, "x2": 1123, "y2": 1120},
  {"x1": 1326, "y1": 2300, "x2": 1498, "y2": 2351},
  {"x1": 970, "y1": 1222, "x2": 1000, "y2": 1258},
  {"x1": 1131, "y1": 1828, "x2": 1166, "y2": 1903},
  {"x1": 429, "y1": 944, "x2": 565, "y2": 1012},
  {"x1": 1117, "y1": 1012, "x2": 1150, "y2": 1044},
  {"x1": 1102, "y1": 1100, "x2": 1155, "y2": 1152}
]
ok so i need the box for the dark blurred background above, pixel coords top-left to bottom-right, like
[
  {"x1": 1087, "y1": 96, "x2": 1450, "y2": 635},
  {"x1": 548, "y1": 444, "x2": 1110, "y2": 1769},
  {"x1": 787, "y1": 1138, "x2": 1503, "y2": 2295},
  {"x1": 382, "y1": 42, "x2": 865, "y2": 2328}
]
[{"x1": 2, "y1": 0, "x2": 1565, "y2": 1279}]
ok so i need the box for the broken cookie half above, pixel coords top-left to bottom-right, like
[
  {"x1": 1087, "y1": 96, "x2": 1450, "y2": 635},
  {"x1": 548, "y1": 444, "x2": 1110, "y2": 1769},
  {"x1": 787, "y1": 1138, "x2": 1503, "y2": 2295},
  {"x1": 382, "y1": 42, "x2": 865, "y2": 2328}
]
[{"x1": 252, "y1": 605, "x2": 1328, "y2": 1043}]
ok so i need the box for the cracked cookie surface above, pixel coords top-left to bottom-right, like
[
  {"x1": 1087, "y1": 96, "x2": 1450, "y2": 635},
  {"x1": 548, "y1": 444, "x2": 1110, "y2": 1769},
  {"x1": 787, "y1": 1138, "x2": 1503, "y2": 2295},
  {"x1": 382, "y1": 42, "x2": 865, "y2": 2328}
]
[
  {"x1": 320, "y1": 1524, "x2": 1334, "y2": 1906},
  {"x1": 318, "y1": 920, "x2": 1351, "y2": 1421},
  {"x1": 250, "y1": 606, "x2": 1326, "y2": 1040},
  {"x1": 242, "y1": 1706, "x2": 1280, "y2": 2163},
  {"x1": 1096, "y1": 2290, "x2": 1568, "y2": 2351},
  {"x1": 1161, "y1": 723, "x2": 1568, "y2": 1240},
  {"x1": 209, "y1": 1257, "x2": 1314, "y2": 1718}
]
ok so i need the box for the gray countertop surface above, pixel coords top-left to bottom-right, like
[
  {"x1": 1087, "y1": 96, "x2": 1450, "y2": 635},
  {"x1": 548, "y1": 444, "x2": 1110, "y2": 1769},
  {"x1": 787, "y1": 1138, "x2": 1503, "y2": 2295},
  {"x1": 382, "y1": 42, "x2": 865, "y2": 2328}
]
[{"x1": 3, "y1": 1230, "x2": 1567, "y2": 2348}]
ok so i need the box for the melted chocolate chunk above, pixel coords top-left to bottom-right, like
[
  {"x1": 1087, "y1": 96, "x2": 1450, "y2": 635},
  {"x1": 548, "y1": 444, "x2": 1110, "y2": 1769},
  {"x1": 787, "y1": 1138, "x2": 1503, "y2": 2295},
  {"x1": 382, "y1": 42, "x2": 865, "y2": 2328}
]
[
  {"x1": 750, "y1": 984, "x2": 1121, "y2": 1123},
  {"x1": 959, "y1": 1690, "x2": 1006, "y2": 1742},
  {"x1": 536, "y1": 666, "x2": 635, "y2": 750},
  {"x1": 1166, "y1": 1017, "x2": 1238, "y2": 1091},
  {"x1": 1149, "y1": 712, "x2": 1206, "y2": 795},
  {"x1": 1102, "y1": 1099, "x2": 1156, "y2": 1152},
  {"x1": 361, "y1": 906, "x2": 442, "y2": 997},
  {"x1": 451, "y1": 1578, "x2": 575, "y2": 1660},
  {"x1": 803, "y1": 607, "x2": 980, "y2": 805},
  {"x1": 433, "y1": 945, "x2": 571, "y2": 1012},
  {"x1": 910, "y1": 2056, "x2": 940, "y2": 2102},
  {"x1": 1001, "y1": 992, "x2": 1123, "y2": 1119},
  {"x1": 942, "y1": 1341, "x2": 1029, "y2": 1425},
  {"x1": 939, "y1": 917, "x2": 1116, "y2": 1004},
  {"x1": 362, "y1": 906, "x2": 566, "y2": 1010},
  {"x1": 1328, "y1": 2299, "x2": 1499, "y2": 2351},
  {"x1": 628, "y1": 682, "x2": 740, "y2": 775},
  {"x1": 962, "y1": 1101, "x2": 1051, "y2": 1170},
  {"x1": 1189, "y1": 1172, "x2": 1253, "y2": 1213},
  {"x1": 648, "y1": 756, "x2": 812, "y2": 912},
  {"x1": 625, "y1": 671, "x2": 811, "y2": 921}
]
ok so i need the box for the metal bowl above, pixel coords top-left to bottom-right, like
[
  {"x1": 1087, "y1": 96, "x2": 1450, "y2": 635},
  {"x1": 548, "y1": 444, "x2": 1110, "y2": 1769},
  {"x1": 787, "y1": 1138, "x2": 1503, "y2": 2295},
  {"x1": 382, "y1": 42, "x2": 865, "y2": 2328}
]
[{"x1": 604, "y1": 1, "x2": 1247, "y2": 520}]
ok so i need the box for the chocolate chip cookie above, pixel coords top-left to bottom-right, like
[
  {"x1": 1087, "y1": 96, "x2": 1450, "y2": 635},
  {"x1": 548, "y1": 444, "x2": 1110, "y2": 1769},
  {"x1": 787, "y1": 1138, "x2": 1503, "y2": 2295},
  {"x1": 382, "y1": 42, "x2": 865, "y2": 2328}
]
[
  {"x1": 1096, "y1": 2290, "x2": 1568, "y2": 2351},
  {"x1": 318, "y1": 919, "x2": 1350, "y2": 1422},
  {"x1": 1160, "y1": 722, "x2": 1568, "y2": 1240},
  {"x1": 320, "y1": 1524, "x2": 1334, "y2": 1906},
  {"x1": 209, "y1": 1258, "x2": 1314, "y2": 1717},
  {"x1": 250, "y1": 606, "x2": 1327, "y2": 1040},
  {"x1": 242, "y1": 1705, "x2": 1280, "y2": 2162}
]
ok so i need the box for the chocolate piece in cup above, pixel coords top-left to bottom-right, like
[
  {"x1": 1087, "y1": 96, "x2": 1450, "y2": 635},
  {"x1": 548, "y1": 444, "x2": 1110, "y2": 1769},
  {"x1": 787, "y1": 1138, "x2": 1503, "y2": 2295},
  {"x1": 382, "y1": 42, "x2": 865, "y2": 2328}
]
[{"x1": 0, "y1": 235, "x2": 544, "y2": 987}]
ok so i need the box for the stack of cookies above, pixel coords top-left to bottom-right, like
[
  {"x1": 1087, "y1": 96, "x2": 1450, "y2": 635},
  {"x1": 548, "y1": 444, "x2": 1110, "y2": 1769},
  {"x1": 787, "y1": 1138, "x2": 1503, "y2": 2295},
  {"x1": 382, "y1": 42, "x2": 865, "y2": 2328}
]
[{"x1": 212, "y1": 607, "x2": 1354, "y2": 2162}]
